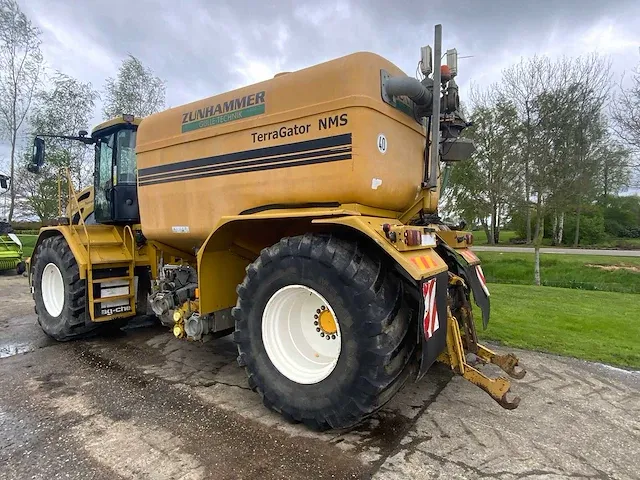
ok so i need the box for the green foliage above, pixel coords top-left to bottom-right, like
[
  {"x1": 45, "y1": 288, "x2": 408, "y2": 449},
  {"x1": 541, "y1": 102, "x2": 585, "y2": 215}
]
[
  {"x1": 510, "y1": 207, "x2": 535, "y2": 240},
  {"x1": 102, "y1": 55, "x2": 166, "y2": 119},
  {"x1": 561, "y1": 204, "x2": 606, "y2": 245},
  {"x1": 602, "y1": 195, "x2": 640, "y2": 238},
  {"x1": 474, "y1": 284, "x2": 640, "y2": 368},
  {"x1": 446, "y1": 98, "x2": 521, "y2": 241}
]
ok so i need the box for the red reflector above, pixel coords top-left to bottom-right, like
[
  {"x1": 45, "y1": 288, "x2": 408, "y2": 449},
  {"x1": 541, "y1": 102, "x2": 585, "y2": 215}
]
[{"x1": 405, "y1": 229, "x2": 421, "y2": 246}]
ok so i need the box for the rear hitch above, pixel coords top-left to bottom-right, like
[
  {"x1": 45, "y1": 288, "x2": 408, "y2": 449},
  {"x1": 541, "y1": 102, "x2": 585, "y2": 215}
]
[
  {"x1": 475, "y1": 347, "x2": 527, "y2": 380},
  {"x1": 437, "y1": 308, "x2": 523, "y2": 410},
  {"x1": 438, "y1": 274, "x2": 526, "y2": 410}
]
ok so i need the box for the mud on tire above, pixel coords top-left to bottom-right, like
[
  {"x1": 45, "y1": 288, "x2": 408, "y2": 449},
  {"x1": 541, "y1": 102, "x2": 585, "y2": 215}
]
[
  {"x1": 31, "y1": 235, "x2": 101, "y2": 341},
  {"x1": 233, "y1": 233, "x2": 418, "y2": 431}
]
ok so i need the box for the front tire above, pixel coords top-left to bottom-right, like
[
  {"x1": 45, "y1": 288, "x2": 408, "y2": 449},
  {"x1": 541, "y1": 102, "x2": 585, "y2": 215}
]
[
  {"x1": 32, "y1": 236, "x2": 101, "y2": 341},
  {"x1": 233, "y1": 233, "x2": 418, "y2": 431}
]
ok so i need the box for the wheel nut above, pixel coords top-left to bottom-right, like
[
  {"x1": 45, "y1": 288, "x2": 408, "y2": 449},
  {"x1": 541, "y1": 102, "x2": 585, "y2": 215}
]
[
  {"x1": 321, "y1": 306, "x2": 326, "y2": 311},
  {"x1": 316, "y1": 309, "x2": 321, "y2": 314},
  {"x1": 331, "y1": 335, "x2": 336, "y2": 340},
  {"x1": 314, "y1": 321, "x2": 318, "y2": 326},
  {"x1": 320, "y1": 333, "x2": 325, "y2": 337},
  {"x1": 314, "y1": 314, "x2": 318, "y2": 319},
  {"x1": 326, "y1": 336, "x2": 330, "y2": 341},
  {"x1": 316, "y1": 328, "x2": 321, "y2": 332}
]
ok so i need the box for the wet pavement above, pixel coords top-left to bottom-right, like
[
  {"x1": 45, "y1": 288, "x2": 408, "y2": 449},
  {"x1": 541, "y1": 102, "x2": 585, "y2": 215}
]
[{"x1": 1, "y1": 273, "x2": 639, "y2": 479}]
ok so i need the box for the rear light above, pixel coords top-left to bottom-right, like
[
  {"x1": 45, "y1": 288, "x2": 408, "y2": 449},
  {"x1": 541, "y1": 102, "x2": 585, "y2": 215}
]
[
  {"x1": 466, "y1": 233, "x2": 473, "y2": 245},
  {"x1": 404, "y1": 229, "x2": 421, "y2": 246}
]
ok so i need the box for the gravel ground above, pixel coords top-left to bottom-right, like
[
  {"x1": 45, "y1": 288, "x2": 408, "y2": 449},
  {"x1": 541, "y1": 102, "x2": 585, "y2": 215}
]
[{"x1": 1, "y1": 272, "x2": 638, "y2": 479}]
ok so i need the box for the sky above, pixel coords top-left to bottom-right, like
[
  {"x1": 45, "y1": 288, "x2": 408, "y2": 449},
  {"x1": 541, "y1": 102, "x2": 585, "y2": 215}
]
[{"x1": 1, "y1": 0, "x2": 640, "y2": 176}]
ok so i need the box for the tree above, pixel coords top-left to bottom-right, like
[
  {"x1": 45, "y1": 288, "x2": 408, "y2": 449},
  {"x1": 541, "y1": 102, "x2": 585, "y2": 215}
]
[
  {"x1": 102, "y1": 55, "x2": 166, "y2": 119},
  {"x1": 14, "y1": 149, "x2": 61, "y2": 221},
  {"x1": 611, "y1": 59, "x2": 640, "y2": 158},
  {"x1": 502, "y1": 55, "x2": 553, "y2": 243},
  {"x1": 0, "y1": 0, "x2": 43, "y2": 221},
  {"x1": 599, "y1": 143, "x2": 631, "y2": 198},
  {"x1": 448, "y1": 97, "x2": 522, "y2": 244},
  {"x1": 28, "y1": 71, "x2": 98, "y2": 190}
]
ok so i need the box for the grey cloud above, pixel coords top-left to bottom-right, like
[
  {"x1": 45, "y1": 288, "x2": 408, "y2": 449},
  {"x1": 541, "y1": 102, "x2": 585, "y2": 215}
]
[{"x1": 14, "y1": 0, "x2": 640, "y2": 127}]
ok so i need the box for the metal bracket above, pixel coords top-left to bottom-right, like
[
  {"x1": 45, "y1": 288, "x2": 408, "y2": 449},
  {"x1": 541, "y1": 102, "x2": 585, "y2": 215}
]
[{"x1": 437, "y1": 302, "x2": 523, "y2": 410}]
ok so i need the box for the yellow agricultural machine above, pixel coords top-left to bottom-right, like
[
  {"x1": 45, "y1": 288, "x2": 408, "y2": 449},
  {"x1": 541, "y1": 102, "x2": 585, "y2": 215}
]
[
  {"x1": 27, "y1": 25, "x2": 525, "y2": 430},
  {"x1": 0, "y1": 175, "x2": 26, "y2": 275}
]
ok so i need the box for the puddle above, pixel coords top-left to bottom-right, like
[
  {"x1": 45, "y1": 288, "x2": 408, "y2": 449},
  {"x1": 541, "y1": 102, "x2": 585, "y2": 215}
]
[{"x1": 0, "y1": 343, "x2": 35, "y2": 359}]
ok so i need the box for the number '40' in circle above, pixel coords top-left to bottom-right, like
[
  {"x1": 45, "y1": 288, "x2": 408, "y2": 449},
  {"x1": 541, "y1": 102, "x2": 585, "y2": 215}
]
[{"x1": 377, "y1": 134, "x2": 387, "y2": 154}]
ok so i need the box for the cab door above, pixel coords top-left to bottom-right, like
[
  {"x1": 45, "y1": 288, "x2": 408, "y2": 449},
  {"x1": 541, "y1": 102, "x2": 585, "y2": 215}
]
[{"x1": 94, "y1": 126, "x2": 140, "y2": 224}]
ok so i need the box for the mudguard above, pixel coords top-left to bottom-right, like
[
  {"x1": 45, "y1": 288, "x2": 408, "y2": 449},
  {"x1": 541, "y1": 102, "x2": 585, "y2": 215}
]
[
  {"x1": 417, "y1": 270, "x2": 449, "y2": 380},
  {"x1": 437, "y1": 243, "x2": 491, "y2": 329}
]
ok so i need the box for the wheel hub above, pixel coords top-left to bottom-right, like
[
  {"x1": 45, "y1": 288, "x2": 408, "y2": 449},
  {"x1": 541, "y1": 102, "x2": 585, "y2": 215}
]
[
  {"x1": 315, "y1": 307, "x2": 338, "y2": 339},
  {"x1": 41, "y1": 262, "x2": 65, "y2": 317},
  {"x1": 262, "y1": 285, "x2": 342, "y2": 384}
]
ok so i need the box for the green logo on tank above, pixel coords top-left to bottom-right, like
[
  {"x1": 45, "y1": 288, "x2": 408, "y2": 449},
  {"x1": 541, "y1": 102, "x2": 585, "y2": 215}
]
[{"x1": 181, "y1": 91, "x2": 266, "y2": 133}]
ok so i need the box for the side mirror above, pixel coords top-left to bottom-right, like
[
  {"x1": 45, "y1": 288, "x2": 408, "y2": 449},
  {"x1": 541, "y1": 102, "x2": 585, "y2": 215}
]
[{"x1": 29, "y1": 137, "x2": 45, "y2": 174}]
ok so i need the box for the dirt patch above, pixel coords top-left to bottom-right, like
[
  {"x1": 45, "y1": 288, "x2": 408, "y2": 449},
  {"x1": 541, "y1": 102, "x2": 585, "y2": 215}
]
[{"x1": 585, "y1": 263, "x2": 640, "y2": 273}]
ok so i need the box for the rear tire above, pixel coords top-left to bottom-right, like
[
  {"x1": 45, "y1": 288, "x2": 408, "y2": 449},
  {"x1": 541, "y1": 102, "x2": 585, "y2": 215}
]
[
  {"x1": 32, "y1": 236, "x2": 102, "y2": 341},
  {"x1": 233, "y1": 233, "x2": 418, "y2": 431}
]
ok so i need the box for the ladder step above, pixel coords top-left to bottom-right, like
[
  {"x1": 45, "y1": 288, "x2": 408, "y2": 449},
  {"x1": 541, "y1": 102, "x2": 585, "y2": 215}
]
[
  {"x1": 91, "y1": 258, "x2": 133, "y2": 265},
  {"x1": 93, "y1": 276, "x2": 133, "y2": 283},
  {"x1": 85, "y1": 241, "x2": 124, "y2": 247},
  {"x1": 93, "y1": 311, "x2": 136, "y2": 322},
  {"x1": 95, "y1": 293, "x2": 134, "y2": 302}
]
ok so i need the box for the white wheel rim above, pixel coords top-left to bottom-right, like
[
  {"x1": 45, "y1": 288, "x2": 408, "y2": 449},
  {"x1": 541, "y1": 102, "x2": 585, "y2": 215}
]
[
  {"x1": 262, "y1": 285, "x2": 342, "y2": 384},
  {"x1": 42, "y1": 263, "x2": 65, "y2": 317}
]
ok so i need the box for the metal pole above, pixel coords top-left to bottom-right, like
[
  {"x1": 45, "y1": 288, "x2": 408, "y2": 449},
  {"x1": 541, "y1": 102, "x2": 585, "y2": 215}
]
[
  {"x1": 427, "y1": 24, "x2": 442, "y2": 189},
  {"x1": 57, "y1": 169, "x2": 61, "y2": 217}
]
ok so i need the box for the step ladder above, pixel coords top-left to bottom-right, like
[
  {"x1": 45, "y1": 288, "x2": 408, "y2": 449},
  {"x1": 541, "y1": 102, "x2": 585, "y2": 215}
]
[{"x1": 72, "y1": 225, "x2": 138, "y2": 322}]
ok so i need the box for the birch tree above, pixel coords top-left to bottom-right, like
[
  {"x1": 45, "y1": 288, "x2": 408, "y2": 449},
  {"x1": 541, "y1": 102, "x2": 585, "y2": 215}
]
[
  {"x1": 28, "y1": 71, "x2": 98, "y2": 190},
  {"x1": 0, "y1": 0, "x2": 43, "y2": 220},
  {"x1": 102, "y1": 55, "x2": 166, "y2": 119}
]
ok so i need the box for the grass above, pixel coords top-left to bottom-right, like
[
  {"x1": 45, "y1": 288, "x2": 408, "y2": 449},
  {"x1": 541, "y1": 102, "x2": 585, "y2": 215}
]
[
  {"x1": 17, "y1": 234, "x2": 37, "y2": 258},
  {"x1": 474, "y1": 283, "x2": 640, "y2": 369},
  {"x1": 476, "y1": 251, "x2": 640, "y2": 294},
  {"x1": 472, "y1": 230, "x2": 640, "y2": 250},
  {"x1": 471, "y1": 230, "x2": 518, "y2": 245}
]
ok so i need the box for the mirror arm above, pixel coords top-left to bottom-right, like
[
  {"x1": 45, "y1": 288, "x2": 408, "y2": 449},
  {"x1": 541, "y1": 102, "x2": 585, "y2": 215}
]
[{"x1": 35, "y1": 133, "x2": 95, "y2": 145}]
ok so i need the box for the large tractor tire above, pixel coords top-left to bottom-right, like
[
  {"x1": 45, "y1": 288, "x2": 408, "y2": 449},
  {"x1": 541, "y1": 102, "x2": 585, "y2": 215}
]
[
  {"x1": 31, "y1": 236, "x2": 101, "y2": 341},
  {"x1": 233, "y1": 233, "x2": 418, "y2": 431}
]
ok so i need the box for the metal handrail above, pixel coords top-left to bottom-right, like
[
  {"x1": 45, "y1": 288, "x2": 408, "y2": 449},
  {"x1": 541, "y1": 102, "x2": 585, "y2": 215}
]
[
  {"x1": 123, "y1": 224, "x2": 135, "y2": 263},
  {"x1": 64, "y1": 167, "x2": 91, "y2": 262}
]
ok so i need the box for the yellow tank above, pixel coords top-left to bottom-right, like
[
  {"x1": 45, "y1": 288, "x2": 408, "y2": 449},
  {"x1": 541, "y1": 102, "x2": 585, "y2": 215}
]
[{"x1": 135, "y1": 52, "x2": 427, "y2": 250}]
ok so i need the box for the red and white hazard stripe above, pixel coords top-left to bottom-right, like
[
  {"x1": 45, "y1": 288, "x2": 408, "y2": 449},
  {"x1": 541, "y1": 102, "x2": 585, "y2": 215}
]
[
  {"x1": 475, "y1": 265, "x2": 490, "y2": 297},
  {"x1": 422, "y1": 278, "x2": 439, "y2": 340}
]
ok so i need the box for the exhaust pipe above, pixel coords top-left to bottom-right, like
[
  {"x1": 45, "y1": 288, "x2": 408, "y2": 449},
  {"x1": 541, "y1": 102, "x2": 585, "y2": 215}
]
[{"x1": 384, "y1": 77, "x2": 432, "y2": 106}]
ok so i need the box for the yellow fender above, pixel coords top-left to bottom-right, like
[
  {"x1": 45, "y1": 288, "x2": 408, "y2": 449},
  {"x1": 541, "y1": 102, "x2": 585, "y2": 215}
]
[{"x1": 28, "y1": 226, "x2": 89, "y2": 281}]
